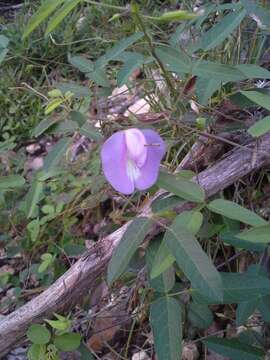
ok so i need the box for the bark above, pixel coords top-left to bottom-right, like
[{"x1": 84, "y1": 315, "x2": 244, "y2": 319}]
[{"x1": 1, "y1": 133, "x2": 270, "y2": 357}]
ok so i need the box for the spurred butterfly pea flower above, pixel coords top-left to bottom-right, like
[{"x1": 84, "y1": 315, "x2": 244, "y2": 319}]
[{"x1": 101, "y1": 128, "x2": 166, "y2": 194}]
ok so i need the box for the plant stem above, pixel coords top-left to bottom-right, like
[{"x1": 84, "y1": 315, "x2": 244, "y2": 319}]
[
  {"x1": 83, "y1": 0, "x2": 126, "y2": 11},
  {"x1": 132, "y1": 9, "x2": 186, "y2": 114}
]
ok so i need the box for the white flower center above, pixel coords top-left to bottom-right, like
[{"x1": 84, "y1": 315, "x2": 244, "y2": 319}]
[
  {"x1": 124, "y1": 129, "x2": 147, "y2": 183},
  {"x1": 126, "y1": 159, "x2": 141, "y2": 182}
]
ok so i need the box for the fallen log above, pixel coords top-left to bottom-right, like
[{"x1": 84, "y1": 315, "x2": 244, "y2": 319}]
[{"x1": 1, "y1": 133, "x2": 270, "y2": 357}]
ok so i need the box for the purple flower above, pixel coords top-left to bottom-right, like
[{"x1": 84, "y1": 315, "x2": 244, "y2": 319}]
[{"x1": 101, "y1": 128, "x2": 166, "y2": 194}]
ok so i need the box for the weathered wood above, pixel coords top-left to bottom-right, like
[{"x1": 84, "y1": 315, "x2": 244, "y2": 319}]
[{"x1": 1, "y1": 133, "x2": 270, "y2": 357}]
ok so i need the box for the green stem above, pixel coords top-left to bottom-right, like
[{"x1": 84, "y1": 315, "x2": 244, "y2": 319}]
[
  {"x1": 132, "y1": 9, "x2": 186, "y2": 114},
  {"x1": 83, "y1": 0, "x2": 126, "y2": 11}
]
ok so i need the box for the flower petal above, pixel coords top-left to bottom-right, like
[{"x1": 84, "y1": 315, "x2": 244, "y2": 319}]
[
  {"x1": 134, "y1": 129, "x2": 166, "y2": 190},
  {"x1": 124, "y1": 128, "x2": 147, "y2": 167},
  {"x1": 101, "y1": 131, "x2": 135, "y2": 194}
]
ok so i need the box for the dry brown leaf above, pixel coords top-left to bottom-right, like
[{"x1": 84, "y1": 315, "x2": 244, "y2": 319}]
[{"x1": 87, "y1": 313, "x2": 121, "y2": 352}]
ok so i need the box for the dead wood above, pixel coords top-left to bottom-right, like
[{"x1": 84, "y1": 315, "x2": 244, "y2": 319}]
[{"x1": 1, "y1": 133, "x2": 270, "y2": 357}]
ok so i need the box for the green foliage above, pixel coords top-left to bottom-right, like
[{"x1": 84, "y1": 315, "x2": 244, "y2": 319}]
[
  {"x1": 248, "y1": 116, "x2": 270, "y2": 137},
  {"x1": 236, "y1": 225, "x2": 270, "y2": 243},
  {"x1": 54, "y1": 332, "x2": 81, "y2": 351},
  {"x1": 190, "y1": 9, "x2": 246, "y2": 52},
  {"x1": 164, "y1": 216, "x2": 223, "y2": 301},
  {"x1": 241, "y1": 91, "x2": 270, "y2": 111},
  {"x1": 27, "y1": 315, "x2": 81, "y2": 359},
  {"x1": 0, "y1": 35, "x2": 9, "y2": 64},
  {"x1": 204, "y1": 337, "x2": 265, "y2": 360},
  {"x1": 146, "y1": 238, "x2": 175, "y2": 293},
  {"x1": 150, "y1": 297, "x2": 182, "y2": 360},
  {"x1": 3, "y1": 1, "x2": 270, "y2": 358},
  {"x1": 27, "y1": 324, "x2": 51, "y2": 345},
  {"x1": 0, "y1": 175, "x2": 25, "y2": 190},
  {"x1": 207, "y1": 199, "x2": 267, "y2": 226},
  {"x1": 45, "y1": 0, "x2": 82, "y2": 35},
  {"x1": 150, "y1": 210, "x2": 203, "y2": 279},
  {"x1": 23, "y1": 0, "x2": 66, "y2": 39},
  {"x1": 107, "y1": 217, "x2": 153, "y2": 284},
  {"x1": 193, "y1": 272, "x2": 270, "y2": 304},
  {"x1": 187, "y1": 302, "x2": 214, "y2": 329},
  {"x1": 157, "y1": 171, "x2": 205, "y2": 203}
]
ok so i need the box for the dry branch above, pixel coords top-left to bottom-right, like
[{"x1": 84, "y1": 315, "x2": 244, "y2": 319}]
[{"x1": 1, "y1": 133, "x2": 270, "y2": 356}]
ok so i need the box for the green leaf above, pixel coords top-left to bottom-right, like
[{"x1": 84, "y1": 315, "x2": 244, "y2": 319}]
[
  {"x1": 150, "y1": 239, "x2": 175, "y2": 280},
  {"x1": 165, "y1": 217, "x2": 223, "y2": 301},
  {"x1": 240, "y1": 91, "x2": 270, "y2": 111},
  {"x1": 188, "y1": 303, "x2": 214, "y2": 329},
  {"x1": 236, "y1": 300, "x2": 258, "y2": 326},
  {"x1": 57, "y1": 82, "x2": 91, "y2": 98},
  {"x1": 236, "y1": 225, "x2": 270, "y2": 243},
  {"x1": 69, "y1": 55, "x2": 94, "y2": 73},
  {"x1": 117, "y1": 54, "x2": 144, "y2": 87},
  {"x1": 236, "y1": 64, "x2": 270, "y2": 79},
  {"x1": 54, "y1": 332, "x2": 81, "y2": 351},
  {"x1": 25, "y1": 180, "x2": 44, "y2": 219},
  {"x1": 146, "y1": 238, "x2": 175, "y2": 293},
  {"x1": 151, "y1": 10, "x2": 197, "y2": 23},
  {"x1": 78, "y1": 343, "x2": 95, "y2": 360},
  {"x1": 32, "y1": 117, "x2": 59, "y2": 137},
  {"x1": 152, "y1": 195, "x2": 185, "y2": 214},
  {"x1": 248, "y1": 116, "x2": 270, "y2": 137},
  {"x1": 0, "y1": 34, "x2": 9, "y2": 48},
  {"x1": 241, "y1": 0, "x2": 270, "y2": 28},
  {"x1": 43, "y1": 137, "x2": 72, "y2": 172},
  {"x1": 27, "y1": 219, "x2": 40, "y2": 243},
  {"x1": 38, "y1": 253, "x2": 54, "y2": 273},
  {"x1": 220, "y1": 231, "x2": 266, "y2": 252},
  {"x1": 0, "y1": 35, "x2": 9, "y2": 64},
  {"x1": 27, "y1": 344, "x2": 46, "y2": 360},
  {"x1": 196, "y1": 77, "x2": 221, "y2": 105},
  {"x1": 0, "y1": 47, "x2": 8, "y2": 65},
  {"x1": 45, "y1": 98, "x2": 63, "y2": 115},
  {"x1": 207, "y1": 199, "x2": 267, "y2": 227},
  {"x1": 107, "y1": 217, "x2": 153, "y2": 284},
  {"x1": 23, "y1": 0, "x2": 65, "y2": 39},
  {"x1": 204, "y1": 337, "x2": 265, "y2": 360},
  {"x1": 258, "y1": 295, "x2": 270, "y2": 323},
  {"x1": 151, "y1": 210, "x2": 203, "y2": 280},
  {"x1": 95, "y1": 32, "x2": 144, "y2": 68},
  {"x1": 69, "y1": 111, "x2": 86, "y2": 126},
  {"x1": 53, "y1": 120, "x2": 78, "y2": 134},
  {"x1": 155, "y1": 46, "x2": 192, "y2": 74},
  {"x1": 192, "y1": 61, "x2": 245, "y2": 82},
  {"x1": 46, "y1": 0, "x2": 81, "y2": 35},
  {"x1": 79, "y1": 122, "x2": 103, "y2": 141},
  {"x1": 157, "y1": 171, "x2": 205, "y2": 203},
  {"x1": 27, "y1": 324, "x2": 51, "y2": 345},
  {"x1": 41, "y1": 205, "x2": 55, "y2": 214},
  {"x1": 48, "y1": 89, "x2": 62, "y2": 98},
  {"x1": 150, "y1": 297, "x2": 182, "y2": 360},
  {"x1": 46, "y1": 317, "x2": 70, "y2": 331},
  {"x1": 191, "y1": 9, "x2": 246, "y2": 52},
  {"x1": 0, "y1": 175, "x2": 25, "y2": 190},
  {"x1": 193, "y1": 272, "x2": 270, "y2": 304},
  {"x1": 86, "y1": 68, "x2": 110, "y2": 87}
]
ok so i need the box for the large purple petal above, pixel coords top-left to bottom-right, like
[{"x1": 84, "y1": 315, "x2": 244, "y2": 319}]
[
  {"x1": 101, "y1": 131, "x2": 134, "y2": 194},
  {"x1": 135, "y1": 129, "x2": 166, "y2": 190}
]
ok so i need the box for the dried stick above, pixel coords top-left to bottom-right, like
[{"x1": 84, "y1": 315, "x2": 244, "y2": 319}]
[{"x1": 1, "y1": 133, "x2": 270, "y2": 357}]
